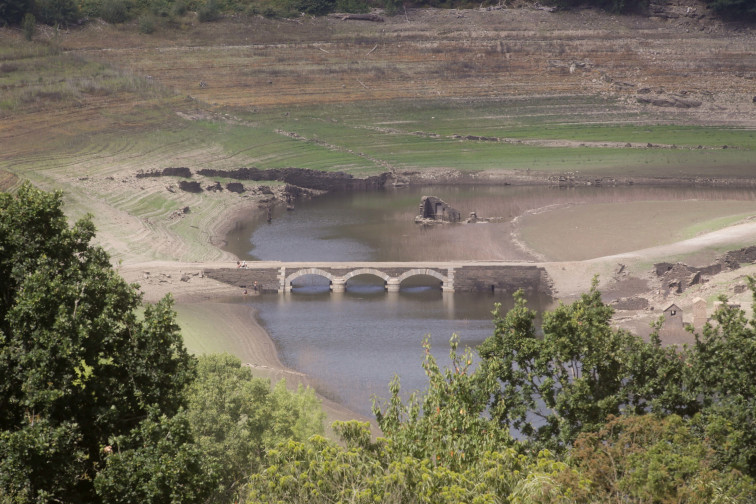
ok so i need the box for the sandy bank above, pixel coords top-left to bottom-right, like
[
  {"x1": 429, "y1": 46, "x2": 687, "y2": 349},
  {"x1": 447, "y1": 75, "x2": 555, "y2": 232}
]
[{"x1": 119, "y1": 262, "x2": 377, "y2": 430}]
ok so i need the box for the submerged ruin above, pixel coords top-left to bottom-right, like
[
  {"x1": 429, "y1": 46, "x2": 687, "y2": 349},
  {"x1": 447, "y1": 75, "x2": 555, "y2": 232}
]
[{"x1": 415, "y1": 196, "x2": 461, "y2": 224}]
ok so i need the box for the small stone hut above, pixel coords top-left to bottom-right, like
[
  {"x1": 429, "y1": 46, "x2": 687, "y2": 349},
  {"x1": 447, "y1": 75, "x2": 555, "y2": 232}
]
[{"x1": 663, "y1": 303, "x2": 684, "y2": 327}]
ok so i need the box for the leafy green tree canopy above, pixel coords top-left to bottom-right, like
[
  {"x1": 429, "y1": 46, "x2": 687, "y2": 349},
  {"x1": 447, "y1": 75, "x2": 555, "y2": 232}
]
[{"x1": 0, "y1": 183, "x2": 196, "y2": 503}]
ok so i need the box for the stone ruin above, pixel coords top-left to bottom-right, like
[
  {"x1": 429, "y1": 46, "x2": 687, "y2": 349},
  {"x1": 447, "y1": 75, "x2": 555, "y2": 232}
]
[{"x1": 415, "y1": 196, "x2": 462, "y2": 224}]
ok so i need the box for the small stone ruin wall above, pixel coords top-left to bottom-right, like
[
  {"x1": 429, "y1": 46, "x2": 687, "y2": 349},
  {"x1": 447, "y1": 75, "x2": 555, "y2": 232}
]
[
  {"x1": 204, "y1": 268, "x2": 281, "y2": 293},
  {"x1": 454, "y1": 265, "x2": 553, "y2": 295}
]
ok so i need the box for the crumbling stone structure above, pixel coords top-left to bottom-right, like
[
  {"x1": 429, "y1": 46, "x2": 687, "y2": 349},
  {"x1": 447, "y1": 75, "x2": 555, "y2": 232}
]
[{"x1": 416, "y1": 196, "x2": 461, "y2": 223}]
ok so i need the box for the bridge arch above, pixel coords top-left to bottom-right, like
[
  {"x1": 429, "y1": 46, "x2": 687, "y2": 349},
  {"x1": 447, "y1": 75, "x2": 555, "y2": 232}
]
[
  {"x1": 396, "y1": 268, "x2": 448, "y2": 285},
  {"x1": 343, "y1": 268, "x2": 391, "y2": 284},
  {"x1": 285, "y1": 268, "x2": 337, "y2": 289}
]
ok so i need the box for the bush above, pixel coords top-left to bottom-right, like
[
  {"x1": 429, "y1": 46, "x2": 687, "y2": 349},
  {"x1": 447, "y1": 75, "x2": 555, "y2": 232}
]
[
  {"x1": 99, "y1": 0, "x2": 132, "y2": 23},
  {"x1": 197, "y1": 0, "x2": 220, "y2": 21},
  {"x1": 0, "y1": 0, "x2": 32, "y2": 26},
  {"x1": 172, "y1": 0, "x2": 188, "y2": 15},
  {"x1": 706, "y1": 0, "x2": 756, "y2": 20},
  {"x1": 34, "y1": 0, "x2": 79, "y2": 25},
  {"x1": 384, "y1": 0, "x2": 401, "y2": 15},
  {"x1": 78, "y1": 0, "x2": 102, "y2": 17},
  {"x1": 22, "y1": 13, "x2": 35, "y2": 39},
  {"x1": 138, "y1": 13, "x2": 156, "y2": 32},
  {"x1": 290, "y1": 0, "x2": 335, "y2": 15},
  {"x1": 334, "y1": 0, "x2": 368, "y2": 12}
]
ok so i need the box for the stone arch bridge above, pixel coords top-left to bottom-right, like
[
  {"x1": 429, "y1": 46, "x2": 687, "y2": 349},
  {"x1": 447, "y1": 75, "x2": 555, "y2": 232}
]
[{"x1": 204, "y1": 261, "x2": 552, "y2": 295}]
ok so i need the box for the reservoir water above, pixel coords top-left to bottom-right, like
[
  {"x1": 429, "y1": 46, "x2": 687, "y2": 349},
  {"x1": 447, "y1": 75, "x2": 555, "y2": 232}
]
[{"x1": 223, "y1": 184, "x2": 756, "y2": 417}]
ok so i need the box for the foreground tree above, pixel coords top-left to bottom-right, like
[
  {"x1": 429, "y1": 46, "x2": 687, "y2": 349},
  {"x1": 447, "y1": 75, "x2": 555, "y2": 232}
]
[
  {"x1": 249, "y1": 339, "x2": 586, "y2": 504},
  {"x1": 0, "y1": 183, "x2": 196, "y2": 502},
  {"x1": 478, "y1": 282, "x2": 689, "y2": 450},
  {"x1": 687, "y1": 287, "x2": 756, "y2": 477},
  {"x1": 571, "y1": 414, "x2": 755, "y2": 503},
  {"x1": 185, "y1": 353, "x2": 325, "y2": 503}
]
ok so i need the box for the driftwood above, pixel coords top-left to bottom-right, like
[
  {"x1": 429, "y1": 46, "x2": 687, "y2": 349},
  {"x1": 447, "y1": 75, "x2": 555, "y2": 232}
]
[{"x1": 336, "y1": 13, "x2": 384, "y2": 22}]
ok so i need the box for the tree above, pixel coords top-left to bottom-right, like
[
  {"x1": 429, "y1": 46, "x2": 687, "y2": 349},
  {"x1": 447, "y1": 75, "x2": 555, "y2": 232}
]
[
  {"x1": 0, "y1": 0, "x2": 31, "y2": 25},
  {"x1": 373, "y1": 335, "x2": 511, "y2": 472},
  {"x1": 249, "y1": 339, "x2": 585, "y2": 504},
  {"x1": 571, "y1": 414, "x2": 756, "y2": 503},
  {"x1": 686, "y1": 286, "x2": 756, "y2": 477},
  {"x1": 185, "y1": 353, "x2": 325, "y2": 503},
  {"x1": 34, "y1": 0, "x2": 80, "y2": 25},
  {"x1": 0, "y1": 183, "x2": 196, "y2": 503},
  {"x1": 93, "y1": 408, "x2": 216, "y2": 504},
  {"x1": 477, "y1": 281, "x2": 691, "y2": 451},
  {"x1": 706, "y1": 0, "x2": 756, "y2": 20}
]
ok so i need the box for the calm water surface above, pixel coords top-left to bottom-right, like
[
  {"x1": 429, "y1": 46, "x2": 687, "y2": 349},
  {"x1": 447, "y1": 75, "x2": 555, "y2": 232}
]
[
  {"x1": 246, "y1": 284, "x2": 547, "y2": 418},
  {"x1": 225, "y1": 184, "x2": 754, "y2": 416}
]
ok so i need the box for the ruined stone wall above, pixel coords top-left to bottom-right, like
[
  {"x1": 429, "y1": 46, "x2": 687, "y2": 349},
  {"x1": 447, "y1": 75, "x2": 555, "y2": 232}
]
[
  {"x1": 453, "y1": 265, "x2": 552, "y2": 295},
  {"x1": 196, "y1": 167, "x2": 389, "y2": 192},
  {"x1": 204, "y1": 268, "x2": 281, "y2": 293}
]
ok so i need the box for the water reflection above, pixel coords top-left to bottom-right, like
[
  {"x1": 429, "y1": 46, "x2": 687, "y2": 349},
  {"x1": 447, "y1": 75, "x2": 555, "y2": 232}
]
[{"x1": 246, "y1": 287, "x2": 548, "y2": 417}]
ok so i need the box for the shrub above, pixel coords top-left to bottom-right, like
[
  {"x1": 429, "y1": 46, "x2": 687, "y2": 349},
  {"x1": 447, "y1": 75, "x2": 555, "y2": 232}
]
[
  {"x1": 290, "y1": 0, "x2": 335, "y2": 15},
  {"x1": 706, "y1": 0, "x2": 756, "y2": 20},
  {"x1": 0, "y1": 0, "x2": 32, "y2": 26},
  {"x1": 197, "y1": 0, "x2": 220, "y2": 21},
  {"x1": 22, "y1": 13, "x2": 35, "y2": 39},
  {"x1": 138, "y1": 13, "x2": 156, "y2": 32},
  {"x1": 34, "y1": 0, "x2": 79, "y2": 25},
  {"x1": 78, "y1": 0, "x2": 102, "y2": 17},
  {"x1": 335, "y1": 0, "x2": 369, "y2": 12},
  {"x1": 172, "y1": 0, "x2": 188, "y2": 15},
  {"x1": 99, "y1": 0, "x2": 132, "y2": 23},
  {"x1": 384, "y1": 0, "x2": 401, "y2": 15}
]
